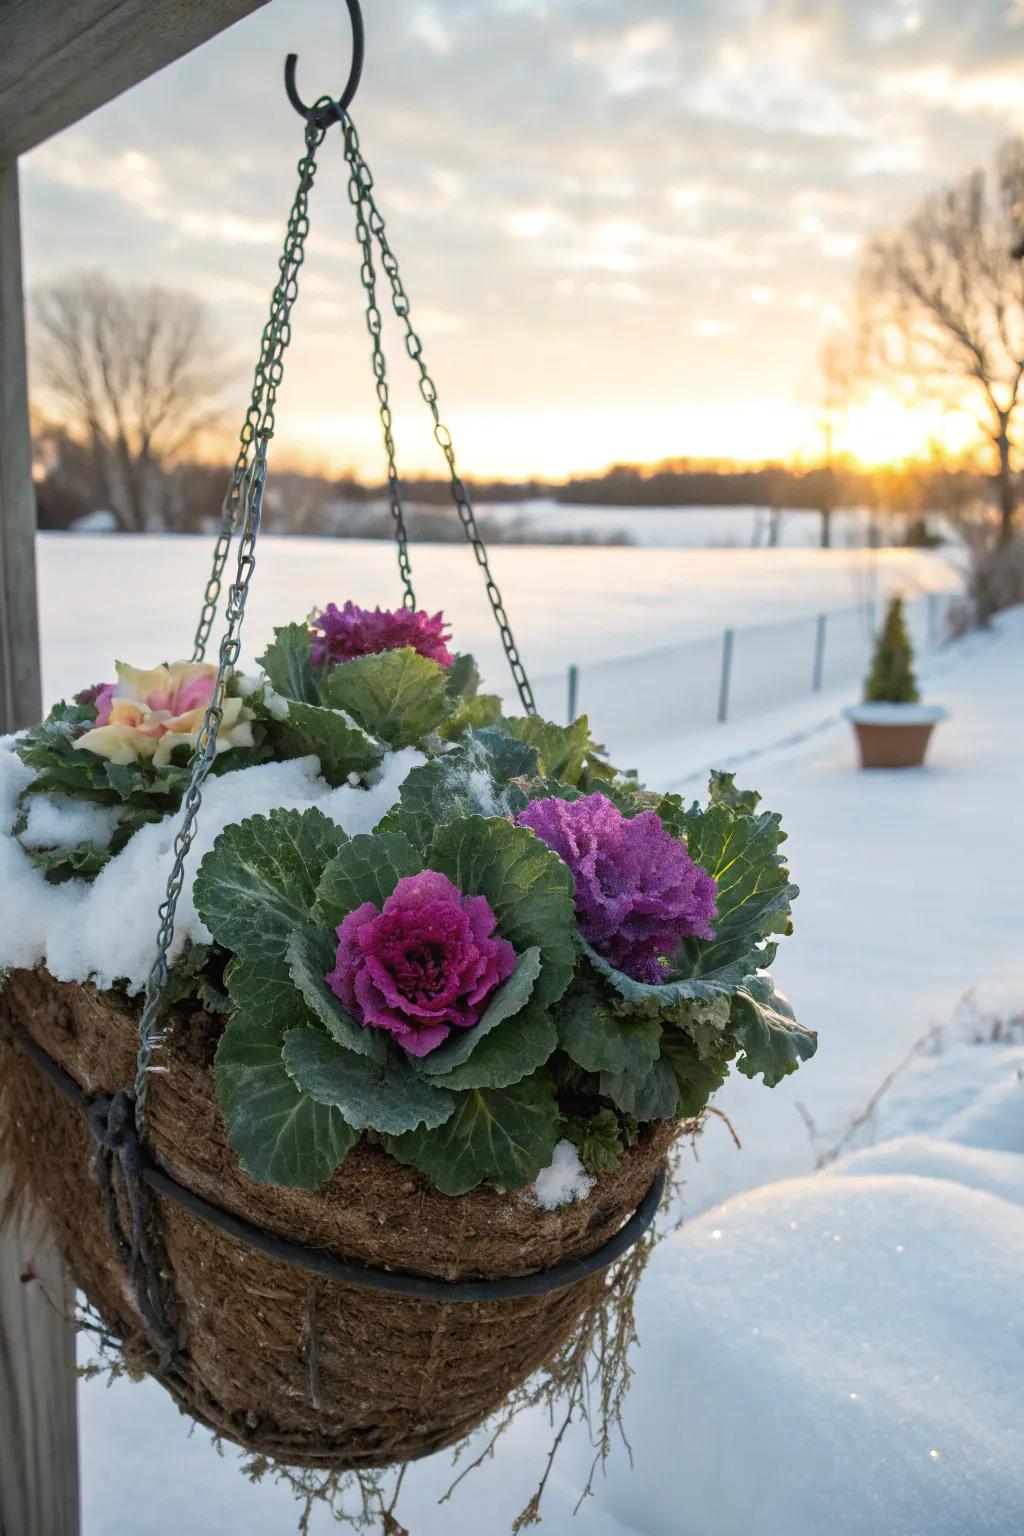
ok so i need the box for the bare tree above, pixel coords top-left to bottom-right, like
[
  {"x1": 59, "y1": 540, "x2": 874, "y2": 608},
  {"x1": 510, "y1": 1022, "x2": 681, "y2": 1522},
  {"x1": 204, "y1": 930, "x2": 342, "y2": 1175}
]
[
  {"x1": 859, "y1": 138, "x2": 1024, "y2": 546},
  {"x1": 31, "y1": 272, "x2": 226, "y2": 531}
]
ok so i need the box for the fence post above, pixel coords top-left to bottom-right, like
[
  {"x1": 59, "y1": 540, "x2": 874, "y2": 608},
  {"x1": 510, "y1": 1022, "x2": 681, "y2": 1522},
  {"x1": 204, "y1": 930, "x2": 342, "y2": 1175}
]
[
  {"x1": 567, "y1": 663, "x2": 579, "y2": 723},
  {"x1": 811, "y1": 612, "x2": 827, "y2": 692},
  {"x1": 717, "y1": 628, "x2": 734, "y2": 724}
]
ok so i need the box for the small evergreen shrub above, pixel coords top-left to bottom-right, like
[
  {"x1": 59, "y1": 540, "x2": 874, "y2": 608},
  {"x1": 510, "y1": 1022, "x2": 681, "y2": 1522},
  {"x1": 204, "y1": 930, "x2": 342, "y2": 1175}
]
[{"x1": 864, "y1": 595, "x2": 921, "y2": 704}]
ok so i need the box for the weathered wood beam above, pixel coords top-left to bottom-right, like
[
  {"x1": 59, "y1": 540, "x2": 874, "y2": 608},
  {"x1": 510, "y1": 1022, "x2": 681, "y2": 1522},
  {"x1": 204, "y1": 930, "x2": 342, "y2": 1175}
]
[
  {"x1": 0, "y1": 0, "x2": 274, "y2": 160},
  {"x1": 0, "y1": 1173, "x2": 81, "y2": 1536},
  {"x1": 0, "y1": 160, "x2": 41, "y2": 734}
]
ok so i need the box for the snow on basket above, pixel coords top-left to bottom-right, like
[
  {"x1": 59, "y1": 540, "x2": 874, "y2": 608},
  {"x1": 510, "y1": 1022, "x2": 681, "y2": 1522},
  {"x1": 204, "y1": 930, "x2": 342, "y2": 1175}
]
[{"x1": 0, "y1": 12, "x2": 816, "y2": 1507}]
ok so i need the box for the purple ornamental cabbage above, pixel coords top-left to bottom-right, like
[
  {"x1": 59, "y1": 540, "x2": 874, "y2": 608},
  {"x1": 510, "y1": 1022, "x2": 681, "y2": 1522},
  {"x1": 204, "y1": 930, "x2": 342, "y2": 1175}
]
[
  {"x1": 76, "y1": 681, "x2": 117, "y2": 721},
  {"x1": 326, "y1": 870, "x2": 517, "y2": 1057},
  {"x1": 310, "y1": 601, "x2": 454, "y2": 669},
  {"x1": 516, "y1": 793, "x2": 717, "y2": 984}
]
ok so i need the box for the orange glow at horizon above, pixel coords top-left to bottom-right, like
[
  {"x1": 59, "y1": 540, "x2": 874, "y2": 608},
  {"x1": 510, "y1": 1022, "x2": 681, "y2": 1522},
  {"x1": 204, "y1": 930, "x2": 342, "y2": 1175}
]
[{"x1": 237, "y1": 387, "x2": 989, "y2": 482}]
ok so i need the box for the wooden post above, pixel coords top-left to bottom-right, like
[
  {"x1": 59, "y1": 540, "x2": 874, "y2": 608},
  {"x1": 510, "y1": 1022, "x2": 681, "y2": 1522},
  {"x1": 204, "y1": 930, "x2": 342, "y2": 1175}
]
[
  {"x1": 0, "y1": 1175, "x2": 80, "y2": 1536},
  {"x1": 0, "y1": 159, "x2": 42, "y2": 733}
]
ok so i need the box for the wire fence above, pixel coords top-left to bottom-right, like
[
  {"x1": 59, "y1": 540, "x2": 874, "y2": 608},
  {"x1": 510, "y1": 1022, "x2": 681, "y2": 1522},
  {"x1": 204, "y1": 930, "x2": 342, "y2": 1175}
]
[{"x1": 529, "y1": 589, "x2": 962, "y2": 754}]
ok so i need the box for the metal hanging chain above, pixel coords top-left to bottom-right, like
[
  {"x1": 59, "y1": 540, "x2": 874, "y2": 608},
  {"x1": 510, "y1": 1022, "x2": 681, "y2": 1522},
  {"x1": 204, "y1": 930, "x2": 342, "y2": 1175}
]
[
  {"x1": 133, "y1": 450, "x2": 267, "y2": 1139},
  {"x1": 191, "y1": 118, "x2": 327, "y2": 661},
  {"x1": 135, "y1": 114, "x2": 328, "y2": 1140},
  {"x1": 344, "y1": 131, "x2": 415, "y2": 608},
  {"x1": 339, "y1": 117, "x2": 537, "y2": 716}
]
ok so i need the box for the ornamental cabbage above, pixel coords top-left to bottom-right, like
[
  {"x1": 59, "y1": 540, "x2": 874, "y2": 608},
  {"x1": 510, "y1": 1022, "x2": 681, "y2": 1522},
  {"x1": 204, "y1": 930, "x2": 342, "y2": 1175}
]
[{"x1": 326, "y1": 869, "x2": 517, "y2": 1056}]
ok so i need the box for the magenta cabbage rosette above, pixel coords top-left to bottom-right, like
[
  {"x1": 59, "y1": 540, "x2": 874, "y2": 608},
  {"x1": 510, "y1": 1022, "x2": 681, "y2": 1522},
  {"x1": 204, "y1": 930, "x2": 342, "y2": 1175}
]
[
  {"x1": 310, "y1": 600, "x2": 454, "y2": 669},
  {"x1": 253, "y1": 599, "x2": 504, "y2": 766},
  {"x1": 195, "y1": 806, "x2": 579, "y2": 1194},
  {"x1": 326, "y1": 870, "x2": 517, "y2": 1057},
  {"x1": 515, "y1": 793, "x2": 717, "y2": 984}
]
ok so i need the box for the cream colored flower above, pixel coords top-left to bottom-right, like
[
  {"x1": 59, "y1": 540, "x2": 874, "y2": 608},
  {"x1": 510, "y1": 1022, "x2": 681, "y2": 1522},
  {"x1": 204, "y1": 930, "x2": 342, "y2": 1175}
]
[{"x1": 74, "y1": 661, "x2": 254, "y2": 767}]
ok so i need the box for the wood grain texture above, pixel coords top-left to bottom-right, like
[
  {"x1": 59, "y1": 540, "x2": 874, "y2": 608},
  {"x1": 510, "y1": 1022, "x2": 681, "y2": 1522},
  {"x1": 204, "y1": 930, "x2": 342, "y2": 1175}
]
[
  {"x1": 0, "y1": 161, "x2": 42, "y2": 734},
  {"x1": 0, "y1": 1170, "x2": 80, "y2": 1536},
  {"x1": 0, "y1": 0, "x2": 273, "y2": 159}
]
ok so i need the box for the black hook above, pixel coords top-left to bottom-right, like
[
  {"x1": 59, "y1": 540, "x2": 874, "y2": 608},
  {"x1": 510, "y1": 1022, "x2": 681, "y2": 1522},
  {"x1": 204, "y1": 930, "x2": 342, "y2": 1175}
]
[{"x1": 285, "y1": 0, "x2": 365, "y2": 130}]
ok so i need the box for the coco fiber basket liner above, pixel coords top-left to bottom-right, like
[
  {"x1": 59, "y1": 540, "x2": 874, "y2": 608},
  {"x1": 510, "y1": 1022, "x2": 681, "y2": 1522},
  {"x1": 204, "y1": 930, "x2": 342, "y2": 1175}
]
[{"x1": 0, "y1": 967, "x2": 674, "y2": 1471}]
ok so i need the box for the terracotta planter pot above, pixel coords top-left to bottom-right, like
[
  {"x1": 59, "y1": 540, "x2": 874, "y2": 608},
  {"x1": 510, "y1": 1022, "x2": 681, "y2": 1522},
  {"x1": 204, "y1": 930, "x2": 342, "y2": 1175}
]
[
  {"x1": 0, "y1": 968, "x2": 674, "y2": 1471},
  {"x1": 844, "y1": 703, "x2": 948, "y2": 770}
]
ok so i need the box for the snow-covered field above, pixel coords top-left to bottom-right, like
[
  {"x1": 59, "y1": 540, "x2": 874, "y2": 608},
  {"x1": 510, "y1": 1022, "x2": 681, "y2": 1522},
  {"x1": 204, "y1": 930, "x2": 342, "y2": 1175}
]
[
  {"x1": 36, "y1": 531, "x2": 960, "y2": 707},
  {"x1": 15, "y1": 535, "x2": 1023, "y2": 1534},
  {"x1": 476, "y1": 498, "x2": 883, "y2": 549}
]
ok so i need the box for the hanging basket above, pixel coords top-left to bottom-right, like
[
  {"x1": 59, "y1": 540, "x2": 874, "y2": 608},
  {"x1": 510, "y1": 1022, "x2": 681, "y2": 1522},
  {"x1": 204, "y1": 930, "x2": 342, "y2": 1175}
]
[
  {"x1": 0, "y1": 11, "x2": 675, "y2": 1474},
  {"x1": 0, "y1": 967, "x2": 674, "y2": 1469}
]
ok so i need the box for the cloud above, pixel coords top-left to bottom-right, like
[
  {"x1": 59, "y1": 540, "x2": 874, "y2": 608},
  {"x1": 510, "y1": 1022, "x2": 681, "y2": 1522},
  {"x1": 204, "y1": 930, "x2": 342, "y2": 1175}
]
[{"x1": 18, "y1": 0, "x2": 1024, "y2": 475}]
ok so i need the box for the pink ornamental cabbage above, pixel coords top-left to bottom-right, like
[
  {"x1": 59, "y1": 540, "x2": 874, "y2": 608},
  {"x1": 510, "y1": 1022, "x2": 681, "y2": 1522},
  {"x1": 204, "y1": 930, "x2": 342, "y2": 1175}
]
[
  {"x1": 515, "y1": 793, "x2": 717, "y2": 984},
  {"x1": 310, "y1": 601, "x2": 454, "y2": 669},
  {"x1": 326, "y1": 870, "x2": 517, "y2": 1057}
]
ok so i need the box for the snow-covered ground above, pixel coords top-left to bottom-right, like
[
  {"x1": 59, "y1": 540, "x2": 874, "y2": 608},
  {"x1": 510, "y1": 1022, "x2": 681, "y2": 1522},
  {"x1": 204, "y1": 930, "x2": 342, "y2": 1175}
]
[
  {"x1": 15, "y1": 536, "x2": 1023, "y2": 1534},
  {"x1": 36, "y1": 531, "x2": 959, "y2": 707},
  {"x1": 474, "y1": 499, "x2": 885, "y2": 549}
]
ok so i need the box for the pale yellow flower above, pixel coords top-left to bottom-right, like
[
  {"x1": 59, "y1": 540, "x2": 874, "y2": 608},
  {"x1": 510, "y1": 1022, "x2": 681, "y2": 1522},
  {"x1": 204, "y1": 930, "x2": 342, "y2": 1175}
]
[{"x1": 74, "y1": 660, "x2": 254, "y2": 767}]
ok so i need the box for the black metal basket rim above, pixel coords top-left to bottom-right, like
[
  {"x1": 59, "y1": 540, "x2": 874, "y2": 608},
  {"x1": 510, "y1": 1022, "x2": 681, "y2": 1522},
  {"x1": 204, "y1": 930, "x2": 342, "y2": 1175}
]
[{"x1": 11, "y1": 1022, "x2": 666, "y2": 1304}]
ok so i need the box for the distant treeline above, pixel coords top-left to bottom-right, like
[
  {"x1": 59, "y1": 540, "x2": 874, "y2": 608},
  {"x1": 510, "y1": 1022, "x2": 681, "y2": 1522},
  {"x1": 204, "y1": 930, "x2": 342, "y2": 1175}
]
[
  {"x1": 322, "y1": 460, "x2": 988, "y2": 515},
  {"x1": 554, "y1": 459, "x2": 988, "y2": 513},
  {"x1": 34, "y1": 416, "x2": 991, "y2": 536}
]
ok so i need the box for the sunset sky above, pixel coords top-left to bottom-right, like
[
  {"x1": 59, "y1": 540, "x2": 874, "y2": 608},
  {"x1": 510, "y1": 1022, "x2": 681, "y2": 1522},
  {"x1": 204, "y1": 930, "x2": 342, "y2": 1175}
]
[{"x1": 19, "y1": 0, "x2": 1024, "y2": 480}]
